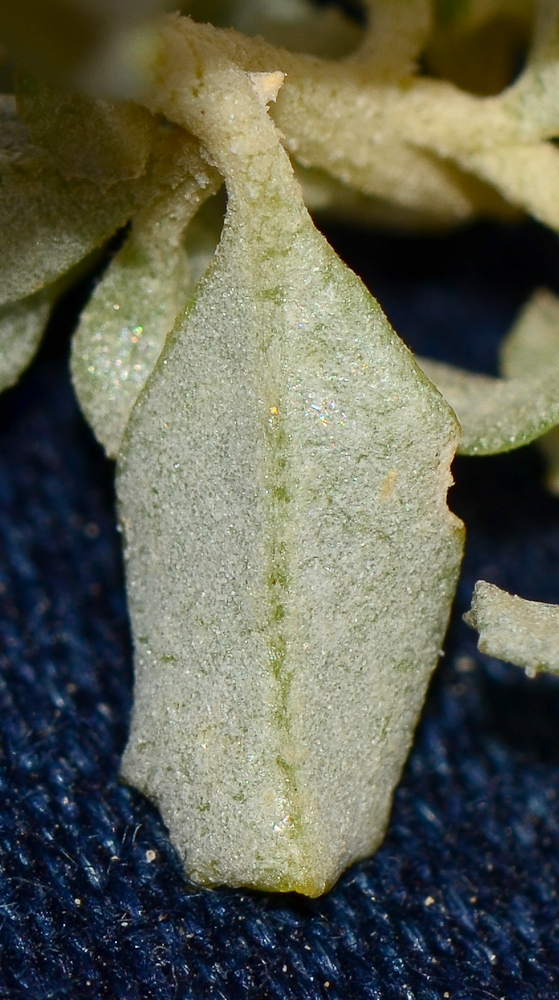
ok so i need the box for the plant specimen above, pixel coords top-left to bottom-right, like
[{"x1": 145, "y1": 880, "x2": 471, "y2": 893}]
[{"x1": 2, "y1": 0, "x2": 559, "y2": 896}]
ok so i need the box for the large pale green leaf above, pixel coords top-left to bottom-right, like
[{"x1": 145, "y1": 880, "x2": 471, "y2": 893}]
[
  {"x1": 465, "y1": 581, "x2": 559, "y2": 678},
  {"x1": 118, "y1": 25, "x2": 463, "y2": 896},
  {"x1": 71, "y1": 177, "x2": 221, "y2": 458}
]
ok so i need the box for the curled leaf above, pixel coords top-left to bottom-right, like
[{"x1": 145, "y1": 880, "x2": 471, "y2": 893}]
[
  {"x1": 71, "y1": 176, "x2": 221, "y2": 458},
  {"x1": 418, "y1": 289, "x2": 559, "y2": 455},
  {"x1": 500, "y1": 288, "x2": 559, "y2": 493},
  {"x1": 465, "y1": 581, "x2": 559, "y2": 678}
]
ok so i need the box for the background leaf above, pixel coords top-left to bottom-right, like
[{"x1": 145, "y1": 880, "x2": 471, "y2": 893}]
[{"x1": 71, "y1": 178, "x2": 221, "y2": 458}]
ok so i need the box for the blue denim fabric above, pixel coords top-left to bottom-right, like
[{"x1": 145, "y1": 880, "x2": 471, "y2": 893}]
[{"x1": 2, "y1": 220, "x2": 559, "y2": 999}]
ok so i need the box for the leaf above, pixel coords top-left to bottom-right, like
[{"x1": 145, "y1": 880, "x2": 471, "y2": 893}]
[
  {"x1": 118, "y1": 21, "x2": 463, "y2": 897},
  {"x1": 500, "y1": 288, "x2": 559, "y2": 493},
  {"x1": 15, "y1": 72, "x2": 157, "y2": 186},
  {"x1": 0, "y1": 95, "x2": 218, "y2": 306},
  {"x1": 71, "y1": 177, "x2": 221, "y2": 458},
  {"x1": 418, "y1": 289, "x2": 559, "y2": 454},
  {"x1": 419, "y1": 289, "x2": 559, "y2": 459},
  {"x1": 0, "y1": 287, "x2": 53, "y2": 392},
  {"x1": 294, "y1": 162, "x2": 501, "y2": 233},
  {"x1": 293, "y1": 140, "x2": 515, "y2": 228},
  {"x1": 465, "y1": 581, "x2": 559, "y2": 678},
  {"x1": 500, "y1": 287, "x2": 559, "y2": 378}
]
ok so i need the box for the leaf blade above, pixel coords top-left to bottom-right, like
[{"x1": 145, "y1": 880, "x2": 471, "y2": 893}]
[
  {"x1": 71, "y1": 177, "x2": 221, "y2": 457},
  {"x1": 419, "y1": 289, "x2": 559, "y2": 457},
  {"x1": 0, "y1": 287, "x2": 53, "y2": 392},
  {"x1": 465, "y1": 581, "x2": 559, "y2": 678},
  {"x1": 118, "y1": 22, "x2": 464, "y2": 895}
]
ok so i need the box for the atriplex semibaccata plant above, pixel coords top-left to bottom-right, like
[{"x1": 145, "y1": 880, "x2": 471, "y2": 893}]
[{"x1": 2, "y1": 0, "x2": 559, "y2": 894}]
